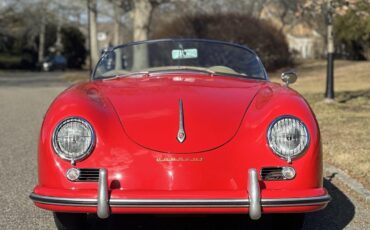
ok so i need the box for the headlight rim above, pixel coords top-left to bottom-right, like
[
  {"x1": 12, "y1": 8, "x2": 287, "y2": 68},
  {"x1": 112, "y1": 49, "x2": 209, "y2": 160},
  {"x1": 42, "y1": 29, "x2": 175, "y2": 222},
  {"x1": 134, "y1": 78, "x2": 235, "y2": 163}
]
[
  {"x1": 267, "y1": 115, "x2": 310, "y2": 162},
  {"x1": 52, "y1": 117, "x2": 96, "y2": 162}
]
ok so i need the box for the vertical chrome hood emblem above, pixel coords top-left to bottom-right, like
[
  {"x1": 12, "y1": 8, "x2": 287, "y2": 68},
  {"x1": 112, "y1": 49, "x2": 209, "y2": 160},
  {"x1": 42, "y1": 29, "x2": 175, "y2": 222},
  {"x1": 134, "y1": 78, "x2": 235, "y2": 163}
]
[{"x1": 177, "y1": 99, "x2": 186, "y2": 143}]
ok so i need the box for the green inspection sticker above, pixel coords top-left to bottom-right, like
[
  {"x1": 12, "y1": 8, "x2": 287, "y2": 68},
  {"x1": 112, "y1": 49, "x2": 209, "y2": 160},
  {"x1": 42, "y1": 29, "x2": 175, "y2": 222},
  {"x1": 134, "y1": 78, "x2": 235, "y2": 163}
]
[{"x1": 171, "y1": 48, "x2": 198, "y2": 59}]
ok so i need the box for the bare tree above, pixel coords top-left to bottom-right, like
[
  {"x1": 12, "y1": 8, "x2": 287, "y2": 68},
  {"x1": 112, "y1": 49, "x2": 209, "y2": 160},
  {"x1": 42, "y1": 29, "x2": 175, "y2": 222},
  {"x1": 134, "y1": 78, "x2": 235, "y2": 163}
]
[
  {"x1": 88, "y1": 0, "x2": 99, "y2": 69},
  {"x1": 109, "y1": 0, "x2": 133, "y2": 45},
  {"x1": 133, "y1": 0, "x2": 152, "y2": 41},
  {"x1": 106, "y1": 0, "x2": 172, "y2": 44},
  {"x1": 38, "y1": 0, "x2": 47, "y2": 62},
  {"x1": 113, "y1": 4, "x2": 122, "y2": 45},
  {"x1": 131, "y1": 0, "x2": 176, "y2": 69}
]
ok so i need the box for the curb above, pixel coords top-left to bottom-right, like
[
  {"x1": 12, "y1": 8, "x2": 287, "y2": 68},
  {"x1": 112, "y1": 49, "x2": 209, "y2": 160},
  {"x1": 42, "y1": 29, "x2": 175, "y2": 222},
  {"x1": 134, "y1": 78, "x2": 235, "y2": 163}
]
[{"x1": 324, "y1": 163, "x2": 370, "y2": 204}]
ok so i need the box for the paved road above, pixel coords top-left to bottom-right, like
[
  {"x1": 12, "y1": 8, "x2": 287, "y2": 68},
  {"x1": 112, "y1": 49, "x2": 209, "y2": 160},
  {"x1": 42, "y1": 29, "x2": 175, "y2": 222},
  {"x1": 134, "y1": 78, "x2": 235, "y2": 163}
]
[{"x1": 0, "y1": 71, "x2": 369, "y2": 229}]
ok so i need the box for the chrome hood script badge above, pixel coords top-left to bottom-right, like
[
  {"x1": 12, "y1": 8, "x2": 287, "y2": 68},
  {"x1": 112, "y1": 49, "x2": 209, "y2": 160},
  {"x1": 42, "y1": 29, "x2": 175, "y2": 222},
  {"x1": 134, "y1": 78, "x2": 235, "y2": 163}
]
[{"x1": 177, "y1": 99, "x2": 186, "y2": 143}]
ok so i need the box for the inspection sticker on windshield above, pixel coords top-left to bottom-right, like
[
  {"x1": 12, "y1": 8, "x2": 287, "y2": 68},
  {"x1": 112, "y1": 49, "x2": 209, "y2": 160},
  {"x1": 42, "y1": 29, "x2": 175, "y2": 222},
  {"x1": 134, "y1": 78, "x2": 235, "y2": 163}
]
[{"x1": 171, "y1": 48, "x2": 198, "y2": 59}]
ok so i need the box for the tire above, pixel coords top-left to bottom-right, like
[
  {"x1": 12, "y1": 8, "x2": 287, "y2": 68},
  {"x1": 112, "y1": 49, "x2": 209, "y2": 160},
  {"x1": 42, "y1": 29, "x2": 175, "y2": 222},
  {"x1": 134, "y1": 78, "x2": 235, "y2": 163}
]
[{"x1": 53, "y1": 212, "x2": 87, "y2": 230}]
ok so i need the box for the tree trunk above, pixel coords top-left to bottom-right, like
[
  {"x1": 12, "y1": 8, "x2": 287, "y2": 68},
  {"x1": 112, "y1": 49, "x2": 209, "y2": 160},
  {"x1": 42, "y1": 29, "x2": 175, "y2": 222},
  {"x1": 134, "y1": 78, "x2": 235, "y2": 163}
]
[
  {"x1": 133, "y1": 0, "x2": 152, "y2": 41},
  {"x1": 113, "y1": 1, "x2": 121, "y2": 46},
  {"x1": 38, "y1": 0, "x2": 47, "y2": 62},
  {"x1": 38, "y1": 17, "x2": 45, "y2": 62},
  {"x1": 131, "y1": 0, "x2": 152, "y2": 70},
  {"x1": 88, "y1": 0, "x2": 99, "y2": 70},
  {"x1": 55, "y1": 20, "x2": 62, "y2": 54},
  {"x1": 363, "y1": 45, "x2": 370, "y2": 61}
]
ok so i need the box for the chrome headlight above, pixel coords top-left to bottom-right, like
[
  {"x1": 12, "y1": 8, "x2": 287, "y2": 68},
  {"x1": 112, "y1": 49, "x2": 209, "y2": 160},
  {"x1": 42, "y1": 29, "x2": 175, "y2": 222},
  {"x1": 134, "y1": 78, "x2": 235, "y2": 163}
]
[
  {"x1": 267, "y1": 116, "x2": 309, "y2": 162},
  {"x1": 52, "y1": 117, "x2": 95, "y2": 162}
]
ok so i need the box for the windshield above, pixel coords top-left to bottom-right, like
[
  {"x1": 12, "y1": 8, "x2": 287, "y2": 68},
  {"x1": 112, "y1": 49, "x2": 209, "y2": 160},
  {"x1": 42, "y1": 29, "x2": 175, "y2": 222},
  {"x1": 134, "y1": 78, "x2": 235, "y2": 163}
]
[{"x1": 93, "y1": 39, "x2": 267, "y2": 80}]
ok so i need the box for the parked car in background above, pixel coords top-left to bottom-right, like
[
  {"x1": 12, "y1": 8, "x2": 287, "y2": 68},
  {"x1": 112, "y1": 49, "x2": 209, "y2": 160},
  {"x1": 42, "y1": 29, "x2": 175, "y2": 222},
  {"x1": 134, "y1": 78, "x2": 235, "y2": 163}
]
[
  {"x1": 40, "y1": 55, "x2": 67, "y2": 71},
  {"x1": 30, "y1": 39, "x2": 330, "y2": 229}
]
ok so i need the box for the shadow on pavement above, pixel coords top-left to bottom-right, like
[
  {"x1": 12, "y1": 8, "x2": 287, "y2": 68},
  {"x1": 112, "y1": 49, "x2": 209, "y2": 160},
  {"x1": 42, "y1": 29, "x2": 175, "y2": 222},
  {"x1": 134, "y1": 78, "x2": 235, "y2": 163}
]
[
  {"x1": 86, "y1": 178, "x2": 355, "y2": 230},
  {"x1": 302, "y1": 178, "x2": 355, "y2": 230}
]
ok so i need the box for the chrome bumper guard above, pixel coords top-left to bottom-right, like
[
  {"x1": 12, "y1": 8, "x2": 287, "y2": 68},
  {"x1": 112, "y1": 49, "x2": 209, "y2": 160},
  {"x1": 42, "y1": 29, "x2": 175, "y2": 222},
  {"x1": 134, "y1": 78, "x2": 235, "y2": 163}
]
[
  {"x1": 97, "y1": 168, "x2": 109, "y2": 218},
  {"x1": 30, "y1": 168, "x2": 331, "y2": 220},
  {"x1": 248, "y1": 168, "x2": 261, "y2": 220}
]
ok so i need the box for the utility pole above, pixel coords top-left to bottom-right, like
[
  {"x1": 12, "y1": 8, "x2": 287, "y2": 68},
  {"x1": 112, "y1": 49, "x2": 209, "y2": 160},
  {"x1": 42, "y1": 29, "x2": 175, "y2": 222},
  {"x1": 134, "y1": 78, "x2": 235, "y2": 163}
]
[{"x1": 325, "y1": 0, "x2": 335, "y2": 101}]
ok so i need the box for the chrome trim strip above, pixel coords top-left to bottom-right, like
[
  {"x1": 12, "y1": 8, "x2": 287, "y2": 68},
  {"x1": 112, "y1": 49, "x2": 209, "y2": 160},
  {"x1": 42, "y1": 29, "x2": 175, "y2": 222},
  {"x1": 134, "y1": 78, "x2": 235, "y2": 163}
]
[
  {"x1": 261, "y1": 194, "x2": 332, "y2": 207},
  {"x1": 97, "y1": 169, "x2": 109, "y2": 218},
  {"x1": 109, "y1": 199, "x2": 248, "y2": 207},
  {"x1": 30, "y1": 193, "x2": 331, "y2": 208},
  {"x1": 30, "y1": 193, "x2": 97, "y2": 206},
  {"x1": 177, "y1": 99, "x2": 186, "y2": 143},
  {"x1": 248, "y1": 168, "x2": 261, "y2": 220}
]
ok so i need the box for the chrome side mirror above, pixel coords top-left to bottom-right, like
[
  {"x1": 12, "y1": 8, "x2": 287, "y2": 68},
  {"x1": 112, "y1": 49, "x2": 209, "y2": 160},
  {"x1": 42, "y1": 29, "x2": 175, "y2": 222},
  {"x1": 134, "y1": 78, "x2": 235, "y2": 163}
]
[{"x1": 281, "y1": 71, "x2": 297, "y2": 87}]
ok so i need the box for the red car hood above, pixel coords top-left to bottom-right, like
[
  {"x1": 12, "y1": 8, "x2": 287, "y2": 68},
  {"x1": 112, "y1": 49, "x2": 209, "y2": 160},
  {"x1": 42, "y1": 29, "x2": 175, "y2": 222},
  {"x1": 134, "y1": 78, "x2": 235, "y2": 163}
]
[{"x1": 97, "y1": 72, "x2": 265, "y2": 153}]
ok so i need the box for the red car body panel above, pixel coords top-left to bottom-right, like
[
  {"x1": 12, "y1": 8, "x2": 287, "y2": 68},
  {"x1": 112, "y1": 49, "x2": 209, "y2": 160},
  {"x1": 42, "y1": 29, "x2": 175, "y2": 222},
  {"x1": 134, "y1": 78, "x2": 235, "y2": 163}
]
[
  {"x1": 32, "y1": 72, "x2": 329, "y2": 215},
  {"x1": 102, "y1": 73, "x2": 261, "y2": 153}
]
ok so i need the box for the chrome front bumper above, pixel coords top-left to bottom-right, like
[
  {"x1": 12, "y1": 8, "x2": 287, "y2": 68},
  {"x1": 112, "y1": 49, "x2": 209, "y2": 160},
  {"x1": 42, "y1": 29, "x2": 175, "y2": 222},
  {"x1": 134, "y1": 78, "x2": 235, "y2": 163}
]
[{"x1": 30, "y1": 168, "x2": 331, "y2": 220}]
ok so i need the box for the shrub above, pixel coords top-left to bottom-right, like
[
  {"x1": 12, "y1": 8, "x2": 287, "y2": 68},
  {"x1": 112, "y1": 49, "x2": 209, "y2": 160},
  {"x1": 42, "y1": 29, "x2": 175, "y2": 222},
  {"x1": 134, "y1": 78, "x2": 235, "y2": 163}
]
[
  {"x1": 61, "y1": 26, "x2": 87, "y2": 69},
  {"x1": 150, "y1": 14, "x2": 292, "y2": 71},
  {"x1": 334, "y1": 2, "x2": 370, "y2": 60}
]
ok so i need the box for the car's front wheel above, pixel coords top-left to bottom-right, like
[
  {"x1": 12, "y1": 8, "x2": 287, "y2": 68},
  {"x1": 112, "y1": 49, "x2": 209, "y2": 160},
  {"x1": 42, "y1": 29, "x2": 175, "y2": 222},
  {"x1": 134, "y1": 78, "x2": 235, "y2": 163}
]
[{"x1": 53, "y1": 212, "x2": 87, "y2": 230}]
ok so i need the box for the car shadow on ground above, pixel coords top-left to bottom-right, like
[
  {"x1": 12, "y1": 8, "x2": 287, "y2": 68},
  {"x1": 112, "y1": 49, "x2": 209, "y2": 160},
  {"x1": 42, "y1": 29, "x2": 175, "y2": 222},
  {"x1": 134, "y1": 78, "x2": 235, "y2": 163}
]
[
  {"x1": 302, "y1": 177, "x2": 355, "y2": 230},
  {"x1": 86, "y1": 178, "x2": 354, "y2": 230}
]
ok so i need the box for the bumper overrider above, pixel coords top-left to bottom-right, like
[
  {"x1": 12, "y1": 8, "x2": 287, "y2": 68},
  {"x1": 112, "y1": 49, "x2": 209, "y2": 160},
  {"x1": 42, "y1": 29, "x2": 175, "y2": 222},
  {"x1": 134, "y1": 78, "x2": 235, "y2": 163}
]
[{"x1": 30, "y1": 168, "x2": 331, "y2": 220}]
